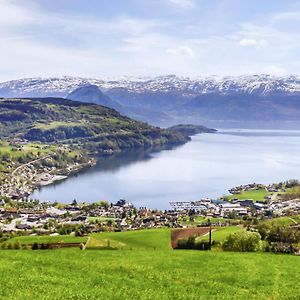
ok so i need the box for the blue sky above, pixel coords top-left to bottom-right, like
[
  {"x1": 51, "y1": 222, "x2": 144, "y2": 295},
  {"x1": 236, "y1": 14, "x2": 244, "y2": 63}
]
[{"x1": 0, "y1": 0, "x2": 300, "y2": 81}]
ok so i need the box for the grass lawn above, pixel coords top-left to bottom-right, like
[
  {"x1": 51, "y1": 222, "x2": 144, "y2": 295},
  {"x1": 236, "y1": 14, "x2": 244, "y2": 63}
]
[
  {"x1": 88, "y1": 228, "x2": 171, "y2": 249},
  {"x1": 199, "y1": 217, "x2": 239, "y2": 225},
  {"x1": 197, "y1": 226, "x2": 245, "y2": 244},
  {"x1": 227, "y1": 188, "x2": 270, "y2": 202},
  {"x1": 262, "y1": 215, "x2": 300, "y2": 227},
  {"x1": 0, "y1": 142, "x2": 53, "y2": 158},
  {"x1": 34, "y1": 121, "x2": 83, "y2": 130},
  {"x1": 3, "y1": 235, "x2": 87, "y2": 245},
  {"x1": 88, "y1": 216, "x2": 116, "y2": 223},
  {"x1": 0, "y1": 249, "x2": 299, "y2": 299}
]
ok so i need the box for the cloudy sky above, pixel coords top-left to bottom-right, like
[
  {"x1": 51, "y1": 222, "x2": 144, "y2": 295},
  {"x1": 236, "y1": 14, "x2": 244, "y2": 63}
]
[{"x1": 1, "y1": 0, "x2": 300, "y2": 81}]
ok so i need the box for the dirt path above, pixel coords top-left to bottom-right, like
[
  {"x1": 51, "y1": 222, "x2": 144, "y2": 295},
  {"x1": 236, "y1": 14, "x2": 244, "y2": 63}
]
[{"x1": 83, "y1": 237, "x2": 91, "y2": 249}]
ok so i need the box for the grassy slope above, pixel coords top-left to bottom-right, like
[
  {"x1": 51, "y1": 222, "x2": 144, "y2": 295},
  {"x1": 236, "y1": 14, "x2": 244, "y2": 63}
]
[
  {"x1": 88, "y1": 228, "x2": 171, "y2": 249},
  {"x1": 0, "y1": 141, "x2": 56, "y2": 158},
  {"x1": 197, "y1": 226, "x2": 245, "y2": 243},
  {"x1": 227, "y1": 189, "x2": 270, "y2": 202},
  {"x1": 262, "y1": 214, "x2": 300, "y2": 226},
  {"x1": 1, "y1": 229, "x2": 300, "y2": 299},
  {"x1": 0, "y1": 249, "x2": 299, "y2": 300},
  {"x1": 4, "y1": 235, "x2": 87, "y2": 245}
]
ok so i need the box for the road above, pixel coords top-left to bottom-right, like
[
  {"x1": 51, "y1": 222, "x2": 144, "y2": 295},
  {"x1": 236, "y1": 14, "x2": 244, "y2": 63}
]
[{"x1": 12, "y1": 155, "x2": 51, "y2": 175}]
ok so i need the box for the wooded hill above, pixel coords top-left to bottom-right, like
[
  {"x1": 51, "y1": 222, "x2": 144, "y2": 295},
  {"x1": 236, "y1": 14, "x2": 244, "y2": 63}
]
[{"x1": 0, "y1": 98, "x2": 189, "y2": 153}]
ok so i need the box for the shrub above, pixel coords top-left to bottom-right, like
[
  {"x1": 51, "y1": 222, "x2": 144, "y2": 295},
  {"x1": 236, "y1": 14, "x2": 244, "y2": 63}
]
[
  {"x1": 222, "y1": 231, "x2": 261, "y2": 252},
  {"x1": 40, "y1": 243, "x2": 49, "y2": 250},
  {"x1": 176, "y1": 235, "x2": 212, "y2": 250},
  {"x1": 256, "y1": 224, "x2": 300, "y2": 254},
  {"x1": 13, "y1": 242, "x2": 20, "y2": 249},
  {"x1": 32, "y1": 242, "x2": 39, "y2": 250}
]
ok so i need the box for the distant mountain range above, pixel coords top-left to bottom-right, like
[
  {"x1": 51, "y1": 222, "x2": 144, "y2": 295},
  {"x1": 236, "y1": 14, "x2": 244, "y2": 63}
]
[{"x1": 1, "y1": 75, "x2": 300, "y2": 128}]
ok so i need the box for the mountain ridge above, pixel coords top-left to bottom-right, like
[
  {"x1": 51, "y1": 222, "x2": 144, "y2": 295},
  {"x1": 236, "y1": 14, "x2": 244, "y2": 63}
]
[
  {"x1": 1, "y1": 75, "x2": 300, "y2": 128},
  {"x1": 1, "y1": 74, "x2": 300, "y2": 97}
]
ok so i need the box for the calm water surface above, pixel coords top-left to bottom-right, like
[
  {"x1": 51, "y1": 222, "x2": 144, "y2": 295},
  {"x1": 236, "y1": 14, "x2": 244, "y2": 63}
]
[{"x1": 31, "y1": 129, "x2": 300, "y2": 209}]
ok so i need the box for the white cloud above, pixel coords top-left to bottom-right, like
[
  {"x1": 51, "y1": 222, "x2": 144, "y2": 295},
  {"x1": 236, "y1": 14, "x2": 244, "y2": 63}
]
[
  {"x1": 0, "y1": 0, "x2": 299, "y2": 80},
  {"x1": 271, "y1": 11, "x2": 300, "y2": 23},
  {"x1": 166, "y1": 46, "x2": 195, "y2": 57},
  {"x1": 239, "y1": 38, "x2": 268, "y2": 49},
  {"x1": 0, "y1": 0, "x2": 35, "y2": 26},
  {"x1": 168, "y1": 0, "x2": 196, "y2": 8},
  {"x1": 263, "y1": 65, "x2": 287, "y2": 76},
  {"x1": 239, "y1": 39, "x2": 257, "y2": 46}
]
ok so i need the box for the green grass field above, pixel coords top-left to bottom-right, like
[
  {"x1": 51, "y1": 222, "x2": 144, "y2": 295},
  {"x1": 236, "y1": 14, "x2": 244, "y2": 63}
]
[
  {"x1": 4, "y1": 235, "x2": 87, "y2": 245},
  {"x1": 0, "y1": 142, "x2": 55, "y2": 158},
  {"x1": 34, "y1": 121, "x2": 83, "y2": 130},
  {"x1": 1, "y1": 229, "x2": 299, "y2": 299},
  {"x1": 197, "y1": 226, "x2": 245, "y2": 244},
  {"x1": 0, "y1": 249, "x2": 299, "y2": 300},
  {"x1": 88, "y1": 228, "x2": 171, "y2": 249},
  {"x1": 227, "y1": 189, "x2": 270, "y2": 202},
  {"x1": 262, "y1": 215, "x2": 300, "y2": 226},
  {"x1": 88, "y1": 216, "x2": 116, "y2": 223}
]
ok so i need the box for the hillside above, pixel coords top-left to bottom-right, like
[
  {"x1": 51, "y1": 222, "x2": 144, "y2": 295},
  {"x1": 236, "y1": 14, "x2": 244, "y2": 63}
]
[
  {"x1": 1, "y1": 228, "x2": 300, "y2": 299},
  {"x1": 182, "y1": 93, "x2": 300, "y2": 121},
  {"x1": 67, "y1": 85, "x2": 123, "y2": 111},
  {"x1": 0, "y1": 98, "x2": 189, "y2": 153},
  {"x1": 0, "y1": 246, "x2": 299, "y2": 299},
  {"x1": 168, "y1": 124, "x2": 217, "y2": 136},
  {"x1": 1, "y1": 75, "x2": 300, "y2": 127}
]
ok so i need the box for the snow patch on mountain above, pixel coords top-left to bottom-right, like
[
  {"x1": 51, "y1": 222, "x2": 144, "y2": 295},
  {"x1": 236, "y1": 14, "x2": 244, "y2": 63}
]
[{"x1": 1, "y1": 74, "x2": 300, "y2": 97}]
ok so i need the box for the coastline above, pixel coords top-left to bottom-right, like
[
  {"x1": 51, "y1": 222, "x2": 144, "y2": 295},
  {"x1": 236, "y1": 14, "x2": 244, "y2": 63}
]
[{"x1": 32, "y1": 159, "x2": 96, "y2": 191}]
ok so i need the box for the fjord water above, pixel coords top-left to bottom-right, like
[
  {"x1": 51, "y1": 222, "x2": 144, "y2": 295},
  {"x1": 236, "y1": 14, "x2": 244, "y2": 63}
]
[{"x1": 31, "y1": 130, "x2": 300, "y2": 209}]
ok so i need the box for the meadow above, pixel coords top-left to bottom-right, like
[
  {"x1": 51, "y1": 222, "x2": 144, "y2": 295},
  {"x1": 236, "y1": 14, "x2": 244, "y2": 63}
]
[
  {"x1": 0, "y1": 248, "x2": 299, "y2": 300},
  {"x1": 226, "y1": 188, "x2": 270, "y2": 202},
  {"x1": 4, "y1": 235, "x2": 87, "y2": 246},
  {"x1": 88, "y1": 228, "x2": 171, "y2": 249},
  {"x1": 197, "y1": 226, "x2": 245, "y2": 244},
  {"x1": 0, "y1": 228, "x2": 299, "y2": 299}
]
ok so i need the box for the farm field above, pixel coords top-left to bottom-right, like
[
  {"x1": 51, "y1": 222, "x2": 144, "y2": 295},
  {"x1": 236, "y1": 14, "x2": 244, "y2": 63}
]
[
  {"x1": 0, "y1": 249, "x2": 299, "y2": 300},
  {"x1": 88, "y1": 228, "x2": 171, "y2": 249},
  {"x1": 4, "y1": 235, "x2": 87, "y2": 246},
  {"x1": 262, "y1": 214, "x2": 300, "y2": 226},
  {"x1": 87, "y1": 216, "x2": 116, "y2": 223},
  {"x1": 0, "y1": 141, "x2": 55, "y2": 158},
  {"x1": 226, "y1": 188, "x2": 270, "y2": 202},
  {"x1": 197, "y1": 226, "x2": 245, "y2": 244}
]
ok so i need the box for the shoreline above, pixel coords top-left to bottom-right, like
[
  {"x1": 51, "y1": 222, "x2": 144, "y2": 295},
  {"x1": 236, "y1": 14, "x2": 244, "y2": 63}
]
[{"x1": 31, "y1": 159, "x2": 96, "y2": 192}]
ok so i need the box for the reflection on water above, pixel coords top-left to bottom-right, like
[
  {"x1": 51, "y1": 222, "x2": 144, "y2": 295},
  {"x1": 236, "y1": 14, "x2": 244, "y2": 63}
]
[
  {"x1": 39, "y1": 144, "x2": 181, "y2": 190},
  {"x1": 31, "y1": 130, "x2": 300, "y2": 209}
]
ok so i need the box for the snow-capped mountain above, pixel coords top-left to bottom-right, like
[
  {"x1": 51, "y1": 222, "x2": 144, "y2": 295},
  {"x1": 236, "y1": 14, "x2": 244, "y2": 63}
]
[
  {"x1": 1, "y1": 74, "x2": 300, "y2": 128},
  {"x1": 1, "y1": 74, "x2": 300, "y2": 98}
]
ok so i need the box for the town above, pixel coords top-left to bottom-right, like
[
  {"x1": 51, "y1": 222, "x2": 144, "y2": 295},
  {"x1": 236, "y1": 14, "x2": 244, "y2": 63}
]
[
  {"x1": 0, "y1": 180, "x2": 299, "y2": 237},
  {"x1": 0, "y1": 139, "x2": 95, "y2": 200}
]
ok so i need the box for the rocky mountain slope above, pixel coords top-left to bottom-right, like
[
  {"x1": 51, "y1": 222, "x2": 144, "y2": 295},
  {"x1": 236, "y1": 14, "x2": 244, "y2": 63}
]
[
  {"x1": 67, "y1": 85, "x2": 123, "y2": 111},
  {"x1": 1, "y1": 75, "x2": 300, "y2": 96}
]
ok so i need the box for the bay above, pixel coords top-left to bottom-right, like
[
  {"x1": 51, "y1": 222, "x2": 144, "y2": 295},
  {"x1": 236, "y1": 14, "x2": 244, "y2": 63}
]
[{"x1": 31, "y1": 129, "x2": 300, "y2": 209}]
